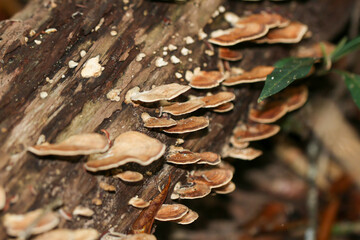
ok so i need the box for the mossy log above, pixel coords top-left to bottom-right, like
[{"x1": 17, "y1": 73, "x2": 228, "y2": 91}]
[{"x1": 0, "y1": 0, "x2": 355, "y2": 237}]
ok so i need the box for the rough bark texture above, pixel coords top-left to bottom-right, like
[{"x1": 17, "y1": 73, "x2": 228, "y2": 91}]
[{"x1": 0, "y1": 0, "x2": 355, "y2": 238}]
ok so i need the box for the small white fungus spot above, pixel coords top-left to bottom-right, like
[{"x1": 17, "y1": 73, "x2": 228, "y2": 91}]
[
  {"x1": 68, "y1": 60, "x2": 79, "y2": 68},
  {"x1": 198, "y1": 28, "x2": 207, "y2": 40},
  {"x1": 184, "y1": 36, "x2": 195, "y2": 45},
  {"x1": 185, "y1": 70, "x2": 193, "y2": 82},
  {"x1": 29, "y1": 29, "x2": 36, "y2": 37},
  {"x1": 106, "y1": 89, "x2": 121, "y2": 102},
  {"x1": 80, "y1": 50, "x2": 86, "y2": 58},
  {"x1": 212, "y1": 10, "x2": 220, "y2": 18},
  {"x1": 110, "y1": 30, "x2": 117, "y2": 36},
  {"x1": 168, "y1": 44, "x2": 177, "y2": 51},
  {"x1": 163, "y1": 46, "x2": 168, "y2": 51},
  {"x1": 36, "y1": 134, "x2": 46, "y2": 145},
  {"x1": 136, "y1": 53, "x2": 146, "y2": 62},
  {"x1": 45, "y1": 28, "x2": 57, "y2": 34},
  {"x1": 94, "y1": 18, "x2": 104, "y2": 32},
  {"x1": 188, "y1": 58, "x2": 193, "y2": 62},
  {"x1": 34, "y1": 40, "x2": 42, "y2": 45},
  {"x1": 24, "y1": 37, "x2": 29, "y2": 42},
  {"x1": 218, "y1": 5, "x2": 226, "y2": 13},
  {"x1": 81, "y1": 55, "x2": 104, "y2": 78},
  {"x1": 175, "y1": 72, "x2": 182, "y2": 79},
  {"x1": 45, "y1": 77, "x2": 53, "y2": 83},
  {"x1": 155, "y1": 57, "x2": 168, "y2": 67},
  {"x1": 163, "y1": 51, "x2": 168, "y2": 56},
  {"x1": 205, "y1": 49, "x2": 214, "y2": 56},
  {"x1": 181, "y1": 47, "x2": 190, "y2": 56},
  {"x1": 170, "y1": 55, "x2": 181, "y2": 64},
  {"x1": 40, "y1": 91, "x2": 48, "y2": 99}
]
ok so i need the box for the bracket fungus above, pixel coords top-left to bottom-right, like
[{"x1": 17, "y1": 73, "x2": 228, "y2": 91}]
[
  {"x1": 174, "y1": 210, "x2": 199, "y2": 225},
  {"x1": 190, "y1": 168, "x2": 233, "y2": 189},
  {"x1": 84, "y1": 131, "x2": 165, "y2": 172},
  {"x1": 171, "y1": 182, "x2": 211, "y2": 200},
  {"x1": 196, "y1": 152, "x2": 221, "y2": 165},
  {"x1": 162, "y1": 99, "x2": 205, "y2": 116},
  {"x1": 72, "y1": 206, "x2": 94, "y2": 217},
  {"x1": 200, "y1": 92, "x2": 236, "y2": 108},
  {"x1": 218, "y1": 47, "x2": 243, "y2": 61},
  {"x1": 214, "y1": 181, "x2": 236, "y2": 194},
  {"x1": 223, "y1": 66, "x2": 275, "y2": 86},
  {"x1": 167, "y1": 151, "x2": 201, "y2": 165},
  {"x1": 162, "y1": 116, "x2": 209, "y2": 134},
  {"x1": 28, "y1": 133, "x2": 110, "y2": 156},
  {"x1": 232, "y1": 122, "x2": 280, "y2": 142},
  {"x1": 276, "y1": 85, "x2": 309, "y2": 112},
  {"x1": 230, "y1": 136, "x2": 250, "y2": 149},
  {"x1": 128, "y1": 196, "x2": 150, "y2": 208},
  {"x1": 209, "y1": 23, "x2": 269, "y2": 46},
  {"x1": 255, "y1": 21, "x2": 308, "y2": 44},
  {"x1": 188, "y1": 70, "x2": 225, "y2": 89},
  {"x1": 115, "y1": 171, "x2": 144, "y2": 182},
  {"x1": 33, "y1": 228, "x2": 99, "y2": 240},
  {"x1": 155, "y1": 204, "x2": 189, "y2": 221},
  {"x1": 249, "y1": 101, "x2": 289, "y2": 123},
  {"x1": 224, "y1": 146, "x2": 263, "y2": 160},
  {"x1": 213, "y1": 102, "x2": 234, "y2": 113},
  {"x1": 130, "y1": 83, "x2": 190, "y2": 103},
  {"x1": 3, "y1": 209, "x2": 60, "y2": 237},
  {"x1": 231, "y1": 12, "x2": 290, "y2": 29},
  {"x1": 141, "y1": 113, "x2": 177, "y2": 128}
]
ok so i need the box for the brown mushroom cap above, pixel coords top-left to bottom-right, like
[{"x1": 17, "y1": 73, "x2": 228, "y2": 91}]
[
  {"x1": 155, "y1": 204, "x2": 189, "y2": 221},
  {"x1": 223, "y1": 66, "x2": 274, "y2": 86},
  {"x1": 0, "y1": 186, "x2": 5, "y2": 211},
  {"x1": 163, "y1": 117, "x2": 209, "y2": 134},
  {"x1": 28, "y1": 133, "x2": 110, "y2": 156},
  {"x1": 3, "y1": 209, "x2": 60, "y2": 237},
  {"x1": 189, "y1": 71, "x2": 225, "y2": 89},
  {"x1": 209, "y1": 23, "x2": 269, "y2": 46},
  {"x1": 214, "y1": 181, "x2": 236, "y2": 194},
  {"x1": 232, "y1": 122, "x2": 280, "y2": 142},
  {"x1": 167, "y1": 151, "x2": 201, "y2": 165},
  {"x1": 190, "y1": 168, "x2": 233, "y2": 189},
  {"x1": 128, "y1": 196, "x2": 150, "y2": 208},
  {"x1": 235, "y1": 12, "x2": 290, "y2": 29},
  {"x1": 230, "y1": 136, "x2": 250, "y2": 149},
  {"x1": 115, "y1": 171, "x2": 144, "y2": 182},
  {"x1": 255, "y1": 21, "x2": 308, "y2": 44},
  {"x1": 33, "y1": 229, "x2": 99, "y2": 240},
  {"x1": 172, "y1": 182, "x2": 211, "y2": 199},
  {"x1": 162, "y1": 99, "x2": 205, "y2": 116},
  {"x1": 130, "y1": 83, "x2": 190, "y2": 102},
  {"x1": 294, "y1": 42, "x2": 335, "y2": 59},
  {"x1": 196, "y1": 152, "x2": 221, "y2": 165},
  {"x1": 85, "y1": 131, "x2": 165, "y2": 172},
  {"x1": 218, "y1": 47, "x2": 243, "y2": 61},
  {"x1": 201, "y1": 92, "x2": 236, "y2": 108},
  {"x1": 249, "y1": 101, "x2": 289, "y2": 123},
  {"x1": 225, "y1": 147, "x2": 263, "y2": 160},
  {"x1": 277, "y1": 85, "x2": 309, "y2": 112},
  {"x1": 213, "y1": 102, "x2": 234, "y2": 113},
  {"x1": 141, "y1": 113, "x2": 177, "y2": 128},
  {"x1": 174, "y1": 210, "x2": 199, "y2": 225}
]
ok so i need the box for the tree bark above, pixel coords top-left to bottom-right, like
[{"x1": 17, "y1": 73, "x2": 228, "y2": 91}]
[{"x1": 0, "y1": 0, "x2": 355, "y2": 237}]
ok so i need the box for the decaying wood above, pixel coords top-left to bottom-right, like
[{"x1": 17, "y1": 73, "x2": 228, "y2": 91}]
[{"x1": 0, "y1": 0, "x2": 355, "y2": 238}]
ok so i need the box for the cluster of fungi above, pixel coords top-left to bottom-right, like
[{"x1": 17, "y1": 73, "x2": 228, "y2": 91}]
[{"x1": 1, "y1": 7, "x2": 316, "y2": 240}]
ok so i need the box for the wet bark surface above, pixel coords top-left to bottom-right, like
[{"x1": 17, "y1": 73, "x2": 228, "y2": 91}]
[{"x1": 0, "y1": 0, "x2": 355, "y2": 238}]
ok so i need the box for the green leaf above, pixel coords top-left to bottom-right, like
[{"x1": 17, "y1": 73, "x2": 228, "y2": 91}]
[
  {"x1": 335, "y1": 70, "x2": 360, "y2": 109},
  {"x1": 258, "y1": 57, "x2": 315, "y2": 102},
  {"x1": 331, "y1": 36, "x2": 360, "y2": 61}
]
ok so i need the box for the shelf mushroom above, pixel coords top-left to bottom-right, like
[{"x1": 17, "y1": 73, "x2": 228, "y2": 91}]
[
  {"x1": 28, "y1": 133, "x2": 110, "y2": 156},
  {"x1": 222, "y1": 66, "x2": 274, "y2": 86},
  {"x1": 84, "y1": 131, "x2": 165, "y2": 172}
]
